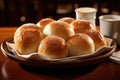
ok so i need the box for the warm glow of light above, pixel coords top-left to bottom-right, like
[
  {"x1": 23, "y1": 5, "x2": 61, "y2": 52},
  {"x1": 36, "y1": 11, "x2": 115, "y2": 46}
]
[
  {"x1": 20, "y1": 16, "x2": 26, "y2": 22},
  {"x1": 101, "y1": 8, "x2": 109, "y2": 13}
]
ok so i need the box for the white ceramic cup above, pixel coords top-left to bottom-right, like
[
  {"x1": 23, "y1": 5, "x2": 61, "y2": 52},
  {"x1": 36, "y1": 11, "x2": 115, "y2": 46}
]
[
  {"x1": 75, "y1": 7, "x2": 97, "y2": 27},
  {"x1": 99, "y1": 15, "x2": 120, "y2": 45}
]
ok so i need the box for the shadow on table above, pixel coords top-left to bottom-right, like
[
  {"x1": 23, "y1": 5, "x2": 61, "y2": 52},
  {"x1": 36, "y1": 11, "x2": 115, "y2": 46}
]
[
  {"x1": 20, "y1": 63, "x2": 99, "y2": 77},
  {"x1": 1, "y1": 59, "x2": 100, "y2": 80}
]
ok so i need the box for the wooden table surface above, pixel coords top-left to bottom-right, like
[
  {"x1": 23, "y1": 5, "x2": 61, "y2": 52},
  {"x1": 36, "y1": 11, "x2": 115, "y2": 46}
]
[{"x1": 0, "y1": 27, "x2": 120, "y2": 80}]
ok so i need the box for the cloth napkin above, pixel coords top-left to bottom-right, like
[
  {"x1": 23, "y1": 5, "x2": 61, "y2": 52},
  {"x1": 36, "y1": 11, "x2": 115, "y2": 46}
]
[{"x1": 110, "y1": 50, "x2": 120, "y2": 64}]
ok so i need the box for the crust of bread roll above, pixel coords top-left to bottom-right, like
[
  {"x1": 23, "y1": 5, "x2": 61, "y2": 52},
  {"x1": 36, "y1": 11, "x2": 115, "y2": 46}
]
[
  {"x1": 36, "y1": 18, "x2": 55, "y2": 32},
  {"x1": 43, "y1": 21, "x2": 75, "y2": 40},
  {"x1": 71, "y1": 20, "x2": 94, "y2": 34},
  {"x1": 58, "y1": 17, "x2": 75, "y2": 24},
  {"x1": 38, "y1": 35, "x2": 68, "y2": 59},
  {"x1": 14, "y1": 23, "x2": 43, "y2": 55},
  {"x1": 67, "y1": 33, "x2": 95, "y2": 56},
  {"x1": 84, "y1": 29, "x2": 106, "y2": 50}
]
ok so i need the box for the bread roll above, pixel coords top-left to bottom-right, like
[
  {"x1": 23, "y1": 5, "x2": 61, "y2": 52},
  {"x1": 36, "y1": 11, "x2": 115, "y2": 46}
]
[
  {"x1": 71, "y1": 20, "x2": 94, "y2": 34},
  {"x1": 38, "y1": 35, "x2": 68, "y2": 59},
  {"x1": 14, "y1": 23, "x2": 43, "y2": 55},
  {"x1": 67, "y1": 33, "x2": 95, "y2": 56},
  {"x1": 84, "y1": 29, "x2": 106, "y2": 50},
  {"x1": 36, "y1": 18, "x2": 55, "y2": 32},
  {"x1": 43, "y1": 21, "x2": 75, "y2": 40},
  {"x1": 58, "y1": 17, "x2": 75, "y2": 24}
]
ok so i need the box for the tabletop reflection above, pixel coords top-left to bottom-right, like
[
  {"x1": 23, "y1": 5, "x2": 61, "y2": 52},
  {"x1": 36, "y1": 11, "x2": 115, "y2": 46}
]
[{"x1": 1, "y1": 59, "x2": 99, "y2": 80}]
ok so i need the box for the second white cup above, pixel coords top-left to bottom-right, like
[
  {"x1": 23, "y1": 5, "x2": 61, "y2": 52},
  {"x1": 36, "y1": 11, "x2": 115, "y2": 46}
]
[{"x1": 99, "y1": 15, "x2": 120, "y2": 45}]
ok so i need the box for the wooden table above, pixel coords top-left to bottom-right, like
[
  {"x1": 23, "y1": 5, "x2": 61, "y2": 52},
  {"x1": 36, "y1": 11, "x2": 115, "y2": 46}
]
[{"x1": 0, "y1": 27, "x2": 120, "y2": 80}]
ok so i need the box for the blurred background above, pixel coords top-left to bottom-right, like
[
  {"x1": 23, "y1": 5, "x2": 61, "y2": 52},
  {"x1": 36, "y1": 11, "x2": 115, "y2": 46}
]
[{"x1": 0, "y1": 0, "x2": 120, "y2": 27}]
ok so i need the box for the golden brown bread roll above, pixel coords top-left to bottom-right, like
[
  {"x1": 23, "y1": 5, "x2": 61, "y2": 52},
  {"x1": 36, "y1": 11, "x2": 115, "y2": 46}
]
[
  {"x1": 58, "y1": 17, "x2": 75, "y2": 24},
  {"x1": 67, "y1": 33, "x2": 95, "y2": 56},
  {"x1": 43, "y1": 21, "x2": 75, "y2": 40},
  {"x1": 14, "y1": 23, "x2": 43, "y2": 55},
  {"x1": 70, "y1": 20, "x2": 94, "y2": 34},
  {"x1": 84, "y1": 29, "x2": 106, "y2": 50},
  {"x1": 36, "y1": 18, "x2": 55, "y2": 32},
  {"x1": 38, "y1": 35, "x2": 68, "y2": 59}
]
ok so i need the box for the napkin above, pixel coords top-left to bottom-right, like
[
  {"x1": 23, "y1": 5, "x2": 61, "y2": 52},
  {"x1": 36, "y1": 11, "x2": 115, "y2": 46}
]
[
  {"x1": 110, "y1": 50, "x2": 120, "y2": 64},
  {"x1": 6, "y1": 38, "x2": 114, "y2": 62}
]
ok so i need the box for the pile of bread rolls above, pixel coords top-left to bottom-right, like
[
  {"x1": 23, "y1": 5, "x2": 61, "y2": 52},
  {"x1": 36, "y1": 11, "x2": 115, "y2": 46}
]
[{"x1": 14, "y1": 17, "x2": 107, "y2": 59}]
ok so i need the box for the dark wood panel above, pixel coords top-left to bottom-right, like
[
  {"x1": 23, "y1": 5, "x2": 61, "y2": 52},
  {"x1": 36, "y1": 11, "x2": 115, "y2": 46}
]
[{"x1": 0, "y1": 0, "x2": 120, "y2": 26}]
